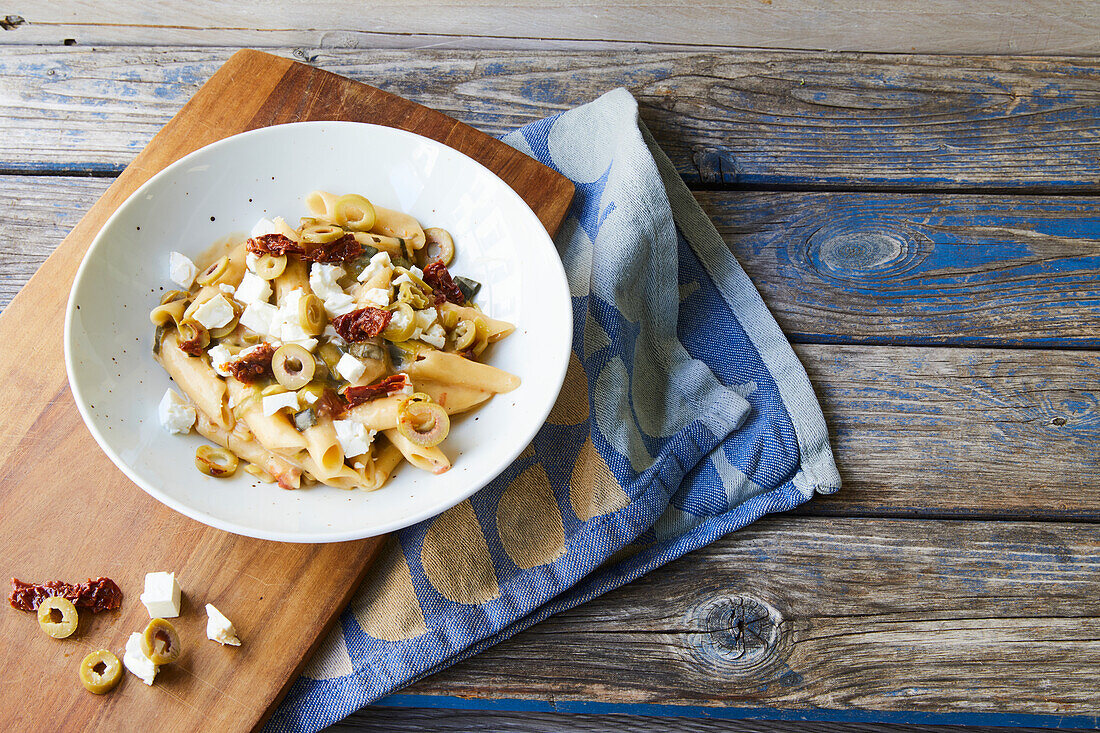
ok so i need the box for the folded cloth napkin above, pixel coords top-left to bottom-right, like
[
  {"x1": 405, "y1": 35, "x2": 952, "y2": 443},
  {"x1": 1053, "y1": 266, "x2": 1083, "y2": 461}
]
[{"x1": 269, "y1": 88, "x2": 840, "y2": 732}]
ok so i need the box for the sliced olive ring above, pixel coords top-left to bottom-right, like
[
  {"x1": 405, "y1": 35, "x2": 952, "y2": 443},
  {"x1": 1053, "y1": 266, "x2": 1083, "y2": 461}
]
[
  {"x1": 80, "y1": 650, "x2": 122, "y2": 694},
  {"x1": 254, "y1": 254, "x2": 287, "y2": 280},
  {"x1": 160, "y1": 289, "x2": 191, "y2": 306},
  {"x1": 177, "y1": 319, "x2": 211, "y2": 351},
  {"x1": 272, "y1": 343, "x2": 316, "y2": 390},
  {"x1": 300, "y1": 223, "x2": 345, "y2": 244},
  {"x1": 452, "y1": 318, "x2": 477, "y2": 351},
  {"x1": 317, "y1": 343, "x2": 343, "y2": 371},
  {"x1": 382, "y1": 302, "x2": 415, "y2": 342},
  {"x1": 195, "y1": 444, "x2": 239, "y2": 478},
  {"x1": 397, "y1": 399, "x2": 449, "y2": 448},
  {"x1": 37, "y1": 596, "x2": 78, "y2": 639},
  {"x1": 196, "y1": 255, "x2": 230, "y2": 286},
  {"x1": 422, "y1": 227, "x2": 455, "y2": 266},
  {"x1": 334, "y1": 194, "x2": 376, "y2": 232},
  {"x1": 298, "y1": 293, "x2": 326, "y2": 336},
  {"x1": 396, "y1": 281, "x2": 430, "y2": 310},
  {"x1": 141, "y1": 618, "x2": 181, "y2": 665}
]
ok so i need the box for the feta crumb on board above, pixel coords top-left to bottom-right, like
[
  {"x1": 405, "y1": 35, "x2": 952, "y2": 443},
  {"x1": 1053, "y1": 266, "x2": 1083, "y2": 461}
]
[
  {"x1": 205, "y1": 604, "x2": 242, "y2": 646},
  {"x1": 168, "y1": 251, "x2": 197, "y2": 288},
  {"x1": 335, "y1": 353, "x2": 366, "y2": 382},
  {"x1": 158, "y1": 389, "x2": 196, "y2": 435},
  {"x1": 262, "y1": 391, "x2": 299, "y2": 417},
  {"x1": 123, "y1": 632, "x2": 158, "y2": 685},
  {"x1": 192, "y1": 294, "x2": 235, "y2": 330},
  {"x1": 333, "y1": 419, "x2": 376, "y2": 458},
  {"x1": 140, "y1": 571, "x2": 181, "y2": 618}
]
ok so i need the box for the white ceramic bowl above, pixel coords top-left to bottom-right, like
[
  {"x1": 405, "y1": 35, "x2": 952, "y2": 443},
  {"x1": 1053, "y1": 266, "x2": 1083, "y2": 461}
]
[{"x1": 65, "y1": 122, "x2": 572, "y2": 542}]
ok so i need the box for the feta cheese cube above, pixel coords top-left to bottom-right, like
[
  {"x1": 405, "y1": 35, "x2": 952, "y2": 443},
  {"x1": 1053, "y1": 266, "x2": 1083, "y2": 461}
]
[
  {"x1": 420, "y1": 323, "x2": 447, "y2": 349},
  {"x1": 123, "y1": 632, "x2": 158, "y2": 685},
  {"x1": 309, "y1": 263, "x2": 347, "y2": 301},
  {"x1": 414, "y1": 307, "x2": 438, "y2": 331},
  {"x1": 335, "y1": 353, "x2": 366, "y2": 382},
  {"x1": 323, "y1": 324, "x2": 346, "y2": 346},
  {"x1": 249, "y1": 217, "x2": 277, "y2": 238},
  {"x1": 234, "y1": 271, "x2": 272, "y2": 305},
  {"x1": 219, "y1": 283, "x2": 236, "y2": 295},
  {"x1": 262, "y1": 391, "x2": 299, "y2": 417},
  {"x1": 157, "y1": 389, "x2": 195, "y2": 435},
  {"x1": 207, "y1": 344, "x2": 234, "y2": 377},
  {"x1": 357, "y1": 251, "x2": 393, "y2": 283},
  {"x1": 139, "y1": 571, "x2": 181, "y2": 618},
  {"x1": 332, "y1": 419, "x2": 376, "y2": 458},
  {"x1": 205, "y1": 604, "x2": 241, "y2": 646},
  {"x1": 301, "y1": 390, "x2": 318, "y2": 405},
  {"x1": 362, "y1": 287, "x2": 391, "y2": 308},
  {"x1": 192, "y1": 294, "x2": 235, "y2": 330},
  {"x1": 323, "y1": 293, "x2": 357, "y2": 318},
  {"x1": 245, "y1": 251, "x2": 260, "y2": 273},
  {"x1": 409, "y1": 265, "x2": 424, "y2": 280},
  {"x1": 168, "y1": 251, "x2": 197, "y2": 288},
  {"x1": 240, "y1": 301, "x2": 279, "y2": 337}
]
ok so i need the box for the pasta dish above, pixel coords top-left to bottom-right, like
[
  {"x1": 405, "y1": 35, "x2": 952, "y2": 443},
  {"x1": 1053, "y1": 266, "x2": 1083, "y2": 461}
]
[{"x1": 150, "y1": 190, "x2": 519, "y2": 491}]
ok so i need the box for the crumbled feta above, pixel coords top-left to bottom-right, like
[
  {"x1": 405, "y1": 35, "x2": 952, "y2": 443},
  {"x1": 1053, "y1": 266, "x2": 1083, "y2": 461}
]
[
  {"x1": 357, "y1": 251, "x2": 393, "y2": 282},
  {"x1": 169, "y1": 251, "x2": 197, "y2": 288},
  {"x1": 219, "y1": 283, "x2": 236, "y2": 295},
  {"x1": 322, "y1": 324, "x2": 346, "y2": 346},
  {"x1": 309, "y1": 263, "x2": 347, "y2": 301},
  {"x1": 409, "y1": 265, "x2": 424, "y2": 280},
  {"x1": 207, "y1": 344, "x2": 234, "y2": 377},
  {"x1": 158, "y1": 389, "x2": 195, "y2": 434},
  {"x1": 192, "y1": 294, "x2": 235, "y2": 330},
  {"x1": 335, "y1": 353, "x2": 366, "y2": 382},
  {"x1": 262, "y1": 391, "x2": 299, "y2": 417},
  {"x1": 123, "y1": 632, "x2": 158, "y2": 685},
  {"x1": 235, "y1": 271, "x2": 272, "y2": 305},
  {"x1": 414, "y1": 307, "x2": 438, "y2": 331},
  {"x1": 323, "y1": 293, "x2": 357, "y2": 318},
  {"x1": 300, "y1": 390, "x2": 318, "y2": 405},
  {"x1": 205, "y1": 604, "x2": 241, "y2": 646},
  {"x1": 240, "y1": 301, "x2": 279, "y2": 338},
  {"x1": 392, "y1": 273, "x2": 412, "y2": 287},
  {"x1": 362, "y1": 287, "x2": 391, "y2": 308},
  {"x1": 267, "y1": 289, "x2": 316, "y2": 349},
  {"x1": 250, "y1": 217, "x2": 277, "y2": 238},
  {"x1": 388, "y1": 307, "x2": 412, "y2": 334},
  {"x1": 245, "y1": 251, "x2": 260, "y2": 272},
  {"x1": 139, "y1": 571, "x2": 181, "y2": 618},
  {"x1": 332, "y1": 419, "x2": 376, "y2": 458},
  {"x1": 420, "y1": 323, "x2": 447, "y2": 350}
]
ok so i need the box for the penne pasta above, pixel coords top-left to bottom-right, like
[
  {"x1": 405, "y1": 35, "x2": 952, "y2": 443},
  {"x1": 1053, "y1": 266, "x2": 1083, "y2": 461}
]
[
  {"x1": 405, "y1": 350, "x2": 520, "y2": 394},
  {"x1": 158, "y1": 331, "x2": 233, "y2": 431},
  {"x1": 195, "y1": 412, "x2": 302, "y2": 490},
  {"x1": 384, "y1": 429, "x2": 450, "y2": 475}
]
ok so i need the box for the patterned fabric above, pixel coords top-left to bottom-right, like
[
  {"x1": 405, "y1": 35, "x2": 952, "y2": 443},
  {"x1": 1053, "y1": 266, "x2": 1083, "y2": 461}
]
[{"x1": 269, "y1": 88, "x2": 840, "y2": 732}]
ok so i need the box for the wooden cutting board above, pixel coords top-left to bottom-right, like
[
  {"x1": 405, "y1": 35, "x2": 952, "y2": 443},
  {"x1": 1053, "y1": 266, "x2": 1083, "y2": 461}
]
[{"x1": 0, "y1": 49, "x2": 573, "y2": 730}]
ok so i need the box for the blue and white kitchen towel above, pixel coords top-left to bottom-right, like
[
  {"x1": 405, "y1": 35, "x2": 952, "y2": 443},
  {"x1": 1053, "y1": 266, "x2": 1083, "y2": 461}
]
[{"x1": 269, "y1": 88, "x2": 840, "y2": 732}]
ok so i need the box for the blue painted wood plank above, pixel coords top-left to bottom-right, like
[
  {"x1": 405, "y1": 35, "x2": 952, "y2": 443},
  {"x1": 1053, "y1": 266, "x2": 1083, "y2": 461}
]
[
  {"x1": 1, "y1": 48, "x2": 1098, "y2": 191},
  {"x1": 699, "y1": 192, "x2": 1100, "y2": 348}
]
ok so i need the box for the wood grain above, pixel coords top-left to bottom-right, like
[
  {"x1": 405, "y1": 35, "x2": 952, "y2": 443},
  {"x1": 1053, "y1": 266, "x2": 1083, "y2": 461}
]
[
  {"x1": 6, "y1": 1, "x2": 1100, "y2": 55},
  {"x1": 5, "y1": 179, "x2": 1100, "y2": 349},
  {"x1": 399, "y1": 516, "x2": 1100, "y2": 717},
  {"x1": 3, "y1": 48, "x2": 1099, "y2": 191},
  {"x1": 0, "y1": 49, "x2": 572, "y2": 731}
]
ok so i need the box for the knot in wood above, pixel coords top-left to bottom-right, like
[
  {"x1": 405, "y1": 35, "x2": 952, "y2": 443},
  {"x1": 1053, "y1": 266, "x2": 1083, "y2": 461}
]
[
  {"x1": 686, "y1": 595, "x2": 784, "y2": 675},
  {"x1": 806, "y1": 219, "x2": 930, "y2": 284}
]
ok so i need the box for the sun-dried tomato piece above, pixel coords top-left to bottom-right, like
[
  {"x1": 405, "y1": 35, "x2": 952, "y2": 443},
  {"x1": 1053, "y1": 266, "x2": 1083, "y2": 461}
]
[
  {"x1": 332, "y1": 307, "x2": 392, "y2": 342},
  {"x1": 246, "y1": 234, "x2": 305, "y2": 257},
  {"x1": 10, "y1": 577, "x2": 122, "y2": 612},
  {"x1": 344, "y1": 375, "x2": 411, "y2": 408},
  {"x1": 178, "y1": 333, "x2": 207, "y2": 357},
  {"x1": 303, "y1": 234, "x2": 362, "y2": 264},
  {"x1": 422, "y1": 261, "x2": 465, "y2": 305},
  {"x1": 226, "y1": 343, "x2": 275, "y2": 383},
  {"x1": 314, "y1": 388, "x2": 346, "y2": 420}
]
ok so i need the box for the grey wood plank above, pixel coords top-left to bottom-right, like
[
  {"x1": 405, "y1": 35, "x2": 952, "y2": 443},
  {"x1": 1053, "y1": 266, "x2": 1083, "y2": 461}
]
[
  {"x1": 6, "y1": 0, "x2": 1100, "y2": 55},
  {"x1": 397, "y1": 516, "x2": 1100, "y2": 717},
  {"x1": 335, "y1": 706, "x2": 1092, "y2": 732},
  {"x1": 2, "y1": 48, "x2": 1099, "y2": 190}
]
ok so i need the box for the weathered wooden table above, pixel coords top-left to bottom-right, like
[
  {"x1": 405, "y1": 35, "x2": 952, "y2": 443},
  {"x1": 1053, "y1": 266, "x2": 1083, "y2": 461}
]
[{"x1": 2, "y1": 14, "x2": 1098, "y2": 733}]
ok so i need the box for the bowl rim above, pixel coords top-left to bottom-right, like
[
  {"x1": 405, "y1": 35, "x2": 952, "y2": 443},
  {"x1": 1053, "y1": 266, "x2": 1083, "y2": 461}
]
[{"x1": 64, "y1": 120, "x2": 573, "y2": 543}]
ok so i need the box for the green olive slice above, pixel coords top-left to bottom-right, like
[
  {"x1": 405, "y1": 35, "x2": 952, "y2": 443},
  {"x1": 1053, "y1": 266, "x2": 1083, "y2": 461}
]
[
  {"x1": 317, "y1": 343, "x2": 343, "y2": 371},
  {"x1": 79, "y1": 650, "x2": 122, "y2": 694},
  {"x1": 272, "y1": 344, "x2": 316, "y2": 390},
  {"x1": 422, "y1": 228, "x2": 455, "y2": 266},
  {"x1": 397, "y1": 399, "x2": 449, "y2": 448},
  {"x1": 334, "y1": 194, "x2": 376, "y2": 232},
  {"x1": 382, "y1": 302, "x2": 415, "y2": 342},
  {"x1": 141, "y1": 618, "x2": 181, "y2": 665},
  {"x1": 160, "y1": 289, "x2": 190, "y2": 306},
  {"x1": 451, "y1": 318, "x2": 477, "y2": 351},
  {"x1": 196, "y1": 255, "x2": 230, "y2": 286},
  {"x1": 195, "y1": 444, "x2": 239, "y2": 478},
  {"x1": 254, "y1": 254, "x2": 287, "y2": 280},
  {"x1": 37, "y1": 596, "x2": 78, "y2": 639},
  {"x1": 298, "y1": 293, "x2": 326, "y2": 336},
  {"x1": 150, "y1": 298, "x2": 189, "y2": 327},
  {"x1": 177, "y1": 320, "x2": 211, "y2": 352},
  {"x1": 300, "y1": 223, "x2": 345, "y2": 244}
]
